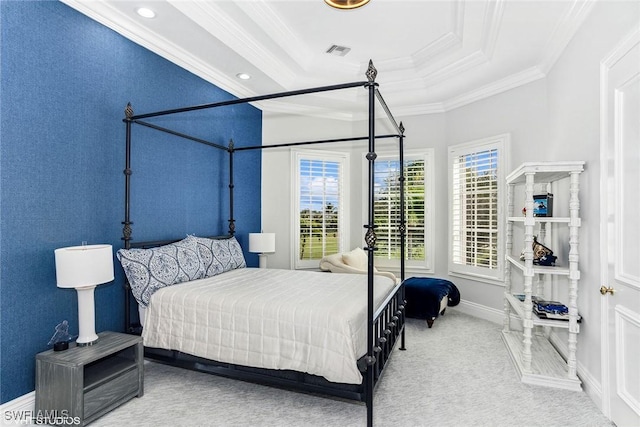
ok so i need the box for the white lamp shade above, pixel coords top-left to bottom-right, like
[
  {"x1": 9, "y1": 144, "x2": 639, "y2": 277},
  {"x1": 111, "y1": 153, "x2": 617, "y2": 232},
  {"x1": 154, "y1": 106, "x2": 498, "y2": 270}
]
[
  {"x1": 55, "y1": 244, "x2": 114, "y2": 289},
  {"x1": 249, "y1": 233, "x2": 275, "y2": 253}
]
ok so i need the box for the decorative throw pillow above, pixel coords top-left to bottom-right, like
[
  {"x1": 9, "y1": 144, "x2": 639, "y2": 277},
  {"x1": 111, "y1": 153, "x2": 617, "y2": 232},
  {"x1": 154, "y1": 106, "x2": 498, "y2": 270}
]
[
  {"x1": 192, "y1": 236, "x2": 246, "y2": 277},
  {"x1": 342, "y1": 247, "x2": 368, "y2": 270},
  {"x1": 117, "y1": 236, "x2": 205, "y2": 306}
]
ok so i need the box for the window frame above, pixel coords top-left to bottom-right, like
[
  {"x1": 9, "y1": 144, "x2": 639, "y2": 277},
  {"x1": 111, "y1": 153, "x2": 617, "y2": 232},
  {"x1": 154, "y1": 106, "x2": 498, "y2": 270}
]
[
  {"x1": 448, "y1": 134, "x2": 509, "y2": 284},
  {"x1": 362, "y1": 149, "x2": 434, "y2": 273},
  {"x1": 291, "y1": 149, "x2": 349, "y2": 270}
]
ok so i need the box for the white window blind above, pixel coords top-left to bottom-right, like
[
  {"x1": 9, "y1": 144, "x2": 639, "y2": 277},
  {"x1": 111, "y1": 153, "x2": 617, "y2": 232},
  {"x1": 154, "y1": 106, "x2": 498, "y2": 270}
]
[
  {"x1": 449, "y1": 135, "x2": 507, "y2": 282},
  {"x1": 367, "y1": 150, "x2": 433, "y2": 272},
  {"x1": 293, "y1": 150, "x2": 348, "y2": 269},
  {"x1": 374, "y1": 159, "x2": 425, "y2": 262}
]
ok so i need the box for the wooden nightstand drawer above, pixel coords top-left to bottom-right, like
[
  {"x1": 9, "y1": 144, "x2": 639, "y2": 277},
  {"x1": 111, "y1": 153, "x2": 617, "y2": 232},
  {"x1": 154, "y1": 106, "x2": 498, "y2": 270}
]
[{"x1": 84, "y1": 367, "x2": 140, "y2": 419}]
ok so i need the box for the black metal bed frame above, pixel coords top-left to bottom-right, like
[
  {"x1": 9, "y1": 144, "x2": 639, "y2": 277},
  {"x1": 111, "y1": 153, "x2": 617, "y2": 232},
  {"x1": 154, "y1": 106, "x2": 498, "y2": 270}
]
[{"x1": 121, "y1": 60, "x2": 407, "y2": 426}]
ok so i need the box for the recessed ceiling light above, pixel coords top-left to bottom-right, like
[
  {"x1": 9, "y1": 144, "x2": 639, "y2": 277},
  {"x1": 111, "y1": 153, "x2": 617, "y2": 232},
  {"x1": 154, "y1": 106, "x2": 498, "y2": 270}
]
[
  {"x1": 236, "y1": 73, "x2": 251, "y2": 80},
  {"x1": 136, "y1": 7, "x2": 156, "y2": 19}
]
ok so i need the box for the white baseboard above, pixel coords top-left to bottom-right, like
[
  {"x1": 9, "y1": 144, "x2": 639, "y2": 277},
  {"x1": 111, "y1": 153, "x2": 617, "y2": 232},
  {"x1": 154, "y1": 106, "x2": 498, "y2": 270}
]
[
  {"x1": 548, "y1": 331, "x2": 604, "y2": 413},
  {"x1": 1, "y1": 391, "x2": 36, "y2": 427},
  {"x1": 452, "y1": 298, "x2": 505, "y2": 324}
]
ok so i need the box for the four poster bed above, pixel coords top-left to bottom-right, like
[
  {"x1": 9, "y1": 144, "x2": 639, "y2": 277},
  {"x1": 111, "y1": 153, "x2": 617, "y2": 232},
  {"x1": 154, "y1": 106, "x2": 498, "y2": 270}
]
[{"x1": 119, "y1": 61, "x2": 407, "y2": 426}]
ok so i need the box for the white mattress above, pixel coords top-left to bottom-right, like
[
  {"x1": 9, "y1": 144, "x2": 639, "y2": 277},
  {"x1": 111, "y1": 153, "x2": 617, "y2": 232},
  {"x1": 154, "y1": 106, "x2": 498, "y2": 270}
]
[{"x1": 142, "y1": 268, "x2": 396, "y2": 384}]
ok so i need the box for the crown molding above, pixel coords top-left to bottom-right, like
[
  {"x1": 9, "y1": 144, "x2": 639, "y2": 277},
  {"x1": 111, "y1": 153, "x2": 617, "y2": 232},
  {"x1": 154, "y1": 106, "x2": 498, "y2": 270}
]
[
  {"x1": 261, "y1": 65, "x2": 546, "y2": 118},
  {"x1": 394, "y1": 102, "x2": 447, "y2": 117},
  {"x1": 538, "y1": 0, "x2": 597, "y2": 74},
  {"x1": 420, "y1": 50, "x2": 489, "y2": 87},
  {"x1": 261, "y1": 102, "x2": 356, "y2": 120},
  {"x1": 443, "y1": 66, "x2": 546, "y2": 111},
  {"x1": 237, "y1": 0, "x2": 314, "y2": 71},
  {"x1": 480, "y1": 0, "x2": 506, "y2": 58},
  {"x1": 412, "y1": 32, "x2": 463, "y2": 70},
  {"x1": 60, "y1": 0, "x2": 581, "y2": 120},
  {"x1": 167, "y1": 0, "x2": 298, "y2": 87},
  {"x1": 412, "y1": 0, "x2": 465, "y2": 68}
]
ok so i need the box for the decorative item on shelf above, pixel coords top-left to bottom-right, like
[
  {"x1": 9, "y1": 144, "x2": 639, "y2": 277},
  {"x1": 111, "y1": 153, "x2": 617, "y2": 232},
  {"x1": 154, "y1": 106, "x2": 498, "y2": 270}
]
[
  {"x1": 533, "y1": 300, "x2": 582, "y2": 322},
  {"x1": 48, "y1": 320, "x2": 75, "y2": 351},
  {"x1": 54, "y1": 244, "x2": 114, "y2": 346},
  {"x1": 532, "y1": 237, "x2": 557, "y2": 265},
  {"x1": 520, "y1": 236, "x2": 557, "y2": 266},
  {"x1": 249, "y1": 232, "x2": 276, "y2": 268},
  {"x1": 533, "y1": 193, "x2": 553, "y2": 217}
]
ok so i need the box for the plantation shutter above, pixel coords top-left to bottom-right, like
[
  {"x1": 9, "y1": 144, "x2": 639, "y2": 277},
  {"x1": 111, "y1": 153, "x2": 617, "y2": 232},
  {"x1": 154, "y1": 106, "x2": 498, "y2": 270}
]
[
  {"x1": 298, "y1": 158, "x2": 341, "y2": 260},
  {"x1": 451, "y1": 148, "x2": 499, "y2": 269},
  {"x1": 373, "y1": 159, "x2": 425, "y2": 261}
]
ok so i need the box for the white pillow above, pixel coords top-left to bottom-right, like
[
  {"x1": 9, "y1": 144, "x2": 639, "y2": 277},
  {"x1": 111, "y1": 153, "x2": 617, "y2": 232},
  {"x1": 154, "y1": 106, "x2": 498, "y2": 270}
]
[{"x1": 342, "y1": 247, "x2": 367, "y2": 270}]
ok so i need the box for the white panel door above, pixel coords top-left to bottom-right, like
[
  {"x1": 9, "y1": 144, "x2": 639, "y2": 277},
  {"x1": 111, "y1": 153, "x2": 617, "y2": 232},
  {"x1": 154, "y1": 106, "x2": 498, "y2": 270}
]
[{"x1": 601, "y1": 28, "x2": 640, "y2": 427}]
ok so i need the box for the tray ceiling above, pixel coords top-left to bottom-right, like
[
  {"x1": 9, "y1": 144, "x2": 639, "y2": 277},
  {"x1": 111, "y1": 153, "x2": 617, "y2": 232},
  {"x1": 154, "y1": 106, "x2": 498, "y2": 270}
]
[{"x1": 61, "y1": 0, "x2": 595, "y2": 119}]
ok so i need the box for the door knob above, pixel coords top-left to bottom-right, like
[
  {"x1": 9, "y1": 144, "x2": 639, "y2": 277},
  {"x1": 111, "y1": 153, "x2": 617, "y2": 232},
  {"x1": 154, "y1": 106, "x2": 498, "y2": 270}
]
[{"x1": 600, "y1": 286, "x2": 615, "y2": 295}]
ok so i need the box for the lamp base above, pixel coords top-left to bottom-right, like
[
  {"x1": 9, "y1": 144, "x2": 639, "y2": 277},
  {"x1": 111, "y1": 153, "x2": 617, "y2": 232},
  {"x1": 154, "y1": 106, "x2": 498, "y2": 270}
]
[
  {"x1": 76, "y1": 285, "x2": 99, "y2": 347},
  {"x1": 76, "y1": 337, "x2": 98, "y2": 347},
  {"x1": 258, "y1": 253, "x2": 268, "y2": 268}
]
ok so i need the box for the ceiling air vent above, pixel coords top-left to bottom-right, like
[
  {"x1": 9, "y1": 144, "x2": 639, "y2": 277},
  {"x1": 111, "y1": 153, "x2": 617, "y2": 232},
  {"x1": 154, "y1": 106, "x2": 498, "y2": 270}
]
[{"x1": 326, "y1": 45, "x2": 351, "y2": 57}]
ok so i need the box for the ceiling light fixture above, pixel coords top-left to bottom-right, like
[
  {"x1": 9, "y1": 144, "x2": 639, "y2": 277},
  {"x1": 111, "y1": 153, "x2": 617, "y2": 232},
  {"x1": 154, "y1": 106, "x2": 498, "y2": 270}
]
[
  {"x1": 136, "y1": 7, "x2": 156, "y2": 19},
  {"x1": 324, "y1": 0, "x2": 370, "y2": 10},
  {"x1": 236, "y1": 73, "x2": 251, "y2": 80}
]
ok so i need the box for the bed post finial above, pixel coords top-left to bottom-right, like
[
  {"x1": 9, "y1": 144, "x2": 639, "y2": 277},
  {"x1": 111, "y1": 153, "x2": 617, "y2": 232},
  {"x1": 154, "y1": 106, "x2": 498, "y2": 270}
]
[
  {"x1": 365, "y1": 60, "x2": 377, "y2": 83},
  {"x1": 399, "y1": 121, "x2": 405, "y2": 136},
  {"x1": 364, "y1": 225, "x2": 377, "y2": 250},
  {"x1": 125, "y1": 102, "x2": 134, "y2": 119}
]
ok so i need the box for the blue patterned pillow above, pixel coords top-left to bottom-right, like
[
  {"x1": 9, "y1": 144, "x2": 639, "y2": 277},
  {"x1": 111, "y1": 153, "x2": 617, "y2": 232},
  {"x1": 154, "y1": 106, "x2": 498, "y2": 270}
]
[
  {"x1": 192, "y1": 236, "x2": 246, "y2": 277},
  {"x1": 117, "y1": 236, "x2": 205, "y2": 306}
]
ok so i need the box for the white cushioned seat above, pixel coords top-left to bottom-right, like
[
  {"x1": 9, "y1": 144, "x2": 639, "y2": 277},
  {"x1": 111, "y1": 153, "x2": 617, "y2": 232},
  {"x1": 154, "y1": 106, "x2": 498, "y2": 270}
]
[{"x1": 319, "y1": 248, "x2": 398, "y2": 284}]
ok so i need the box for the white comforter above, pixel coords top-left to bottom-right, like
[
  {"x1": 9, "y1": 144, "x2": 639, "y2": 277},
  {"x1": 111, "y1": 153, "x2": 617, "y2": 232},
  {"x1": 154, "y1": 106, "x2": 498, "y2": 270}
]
[{"x1": 142, "y1": 268, "x2": 396, "y2": 384}]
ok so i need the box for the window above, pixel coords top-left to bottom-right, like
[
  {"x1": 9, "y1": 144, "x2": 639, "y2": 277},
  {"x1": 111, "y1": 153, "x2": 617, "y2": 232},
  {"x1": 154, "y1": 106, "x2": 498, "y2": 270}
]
[
  {"x1": 449, "y1": 134, "x2": 508, "y2": 282},
  {"x1": 368, "y1": 150, "x2": 433, "y2": 272},
  {"x1": 292, "y1": 150, "x2": 349, "y2": 269}
]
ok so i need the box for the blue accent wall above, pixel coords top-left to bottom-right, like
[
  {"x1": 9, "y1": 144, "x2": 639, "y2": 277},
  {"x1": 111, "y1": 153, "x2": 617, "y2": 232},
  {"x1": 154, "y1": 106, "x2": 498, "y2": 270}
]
[{"x1": 0, "y1": 1, "x2": 262, "y2": 403}]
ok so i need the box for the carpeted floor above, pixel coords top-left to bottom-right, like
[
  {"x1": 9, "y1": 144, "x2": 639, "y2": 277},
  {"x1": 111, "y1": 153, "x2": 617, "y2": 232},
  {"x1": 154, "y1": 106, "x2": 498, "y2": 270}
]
[{"x1": 92, "y1": 310, "x2": 613, "y2": 427}]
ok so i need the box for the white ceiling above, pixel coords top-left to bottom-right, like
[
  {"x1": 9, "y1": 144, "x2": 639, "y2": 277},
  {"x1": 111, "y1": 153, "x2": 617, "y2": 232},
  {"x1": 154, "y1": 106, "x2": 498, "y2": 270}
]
[{"x1": 61, "y1": 0, "x2": 596, "y2": 119}]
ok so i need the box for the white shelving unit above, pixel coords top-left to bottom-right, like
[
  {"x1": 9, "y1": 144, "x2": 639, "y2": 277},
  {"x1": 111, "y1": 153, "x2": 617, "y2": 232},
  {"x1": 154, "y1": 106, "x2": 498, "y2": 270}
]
[{"x1": 502, "y1": 161, "x2": 584, "y2": 391}]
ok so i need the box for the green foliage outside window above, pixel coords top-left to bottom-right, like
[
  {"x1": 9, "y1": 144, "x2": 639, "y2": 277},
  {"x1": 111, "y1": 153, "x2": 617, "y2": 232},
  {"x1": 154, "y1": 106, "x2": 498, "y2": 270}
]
[
  {"x1": 299, "y1": 203, "x2": 339, "y2": 260},
  {"x1": 373, "y1": 160, "x2": 425, "y2": 261}
]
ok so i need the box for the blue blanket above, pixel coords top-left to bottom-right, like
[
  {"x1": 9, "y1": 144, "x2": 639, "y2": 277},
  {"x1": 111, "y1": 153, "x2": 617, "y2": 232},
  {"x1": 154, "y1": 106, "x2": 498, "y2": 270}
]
[{"x1": 403, "y1": 277, "x2": 460, "y2": 319}]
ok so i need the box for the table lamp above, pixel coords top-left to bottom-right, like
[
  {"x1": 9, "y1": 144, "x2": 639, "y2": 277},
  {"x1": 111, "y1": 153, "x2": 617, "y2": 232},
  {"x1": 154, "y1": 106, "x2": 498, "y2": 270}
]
[
  {"x1": 249, "y1": 233, "x2": 275, "y2": 268},
  {"x1": 54, "y1": 244, "x2": 114, "y2": 346}
]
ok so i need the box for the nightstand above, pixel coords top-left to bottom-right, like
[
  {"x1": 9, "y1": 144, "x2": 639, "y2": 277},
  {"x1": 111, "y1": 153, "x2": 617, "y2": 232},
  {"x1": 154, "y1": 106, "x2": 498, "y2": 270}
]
[{"x1": 35, "y1": 331, "x2": 143, "y2": 426}]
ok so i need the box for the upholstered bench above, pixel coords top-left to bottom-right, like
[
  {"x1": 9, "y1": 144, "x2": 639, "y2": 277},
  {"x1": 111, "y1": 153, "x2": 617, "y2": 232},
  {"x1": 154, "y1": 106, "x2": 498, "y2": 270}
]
[{"x1": 403, "y1": 277, "x2": 460, "y2": 328}]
